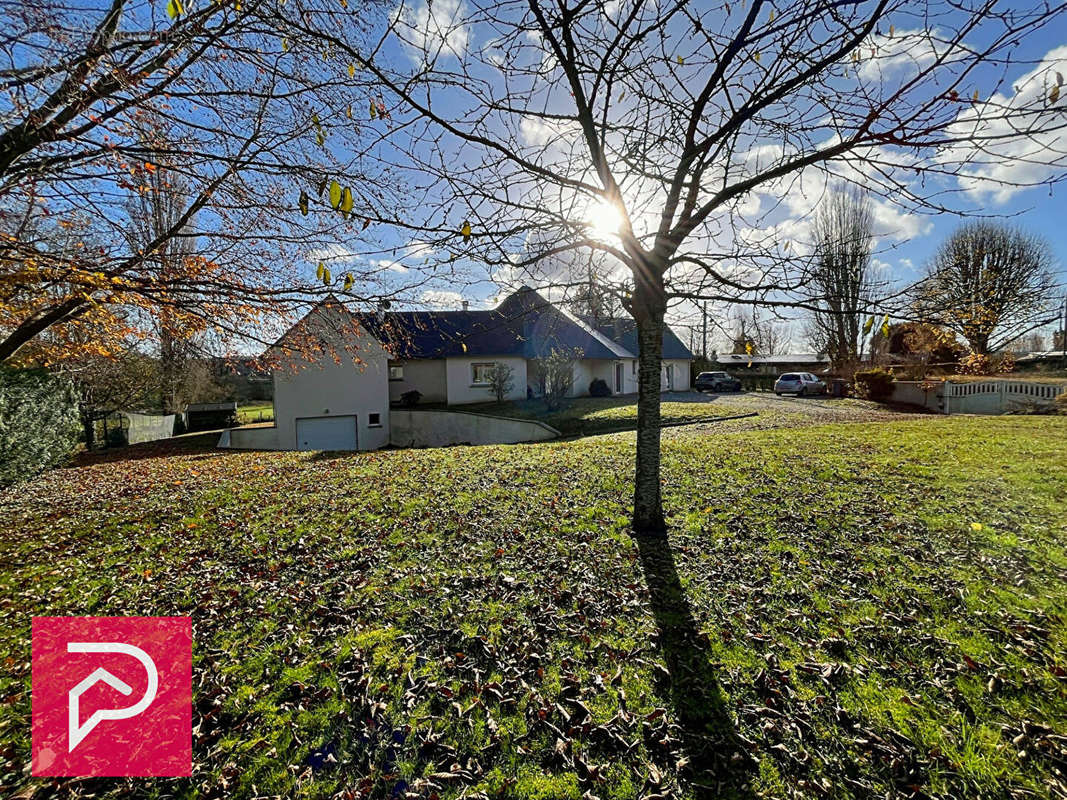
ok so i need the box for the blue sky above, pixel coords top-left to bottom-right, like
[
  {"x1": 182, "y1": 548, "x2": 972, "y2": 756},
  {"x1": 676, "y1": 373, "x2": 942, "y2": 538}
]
[{"x1": 320, "y1": 0, "x2": 1067, "y2": 352}]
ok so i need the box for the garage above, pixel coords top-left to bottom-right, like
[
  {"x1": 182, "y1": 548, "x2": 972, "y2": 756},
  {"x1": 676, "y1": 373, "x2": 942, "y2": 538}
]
[{"x1": 295, "y1": 415, "x2": 358, "y2": 451}]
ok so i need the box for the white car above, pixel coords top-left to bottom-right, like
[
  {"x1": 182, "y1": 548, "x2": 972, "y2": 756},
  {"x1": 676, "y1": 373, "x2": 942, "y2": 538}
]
[{"x1": 774, "y1": 372, "x2": 826, "y2": 396}]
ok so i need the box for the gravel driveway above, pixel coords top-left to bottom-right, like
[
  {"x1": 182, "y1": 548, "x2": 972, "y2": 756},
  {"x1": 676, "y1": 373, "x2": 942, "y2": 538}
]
[{"x1": 659, "y1": 390, "x2": 924, "y2": 437}]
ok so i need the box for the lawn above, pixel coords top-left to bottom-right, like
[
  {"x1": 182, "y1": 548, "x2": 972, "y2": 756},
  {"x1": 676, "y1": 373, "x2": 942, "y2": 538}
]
[
  {"x1": 454, "y1": 393, "x2": 885, "y2": 436},
  {"x1": 236, "y1": 402, "x2": 274, "y2": 424},
  {"x1": 1, "y1": 416, "x2": 1066, "y2": 799}
]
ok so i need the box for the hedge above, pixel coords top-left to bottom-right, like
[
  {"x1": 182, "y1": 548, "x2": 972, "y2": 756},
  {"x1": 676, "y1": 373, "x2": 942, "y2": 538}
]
[{"x1": 0, "y1": 367, "x2": 81, "y2": 488}]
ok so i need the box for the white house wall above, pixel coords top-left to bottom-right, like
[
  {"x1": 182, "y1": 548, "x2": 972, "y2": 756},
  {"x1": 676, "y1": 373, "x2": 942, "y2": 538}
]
[
  {"x1": 272, "y1": 308, "x2": 391, "y2": 451},
  {"x1": 388, "y1": 359, "x2": 447, "y2": 403},
  {"x1": 445, "y1": 356, "x2": 528, "y2": 405}
]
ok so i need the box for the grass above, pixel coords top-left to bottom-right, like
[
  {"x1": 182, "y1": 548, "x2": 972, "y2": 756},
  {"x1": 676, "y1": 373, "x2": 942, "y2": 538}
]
[
  {"x1": 236, "y1": 402, "x2": 274, "y2": 424},
  {"x1": 1, "y1": 416, "x2": 1066, "y2": 799},
  {"x1": 453, "y1": 393, "x2": 879, "y2": 436}
]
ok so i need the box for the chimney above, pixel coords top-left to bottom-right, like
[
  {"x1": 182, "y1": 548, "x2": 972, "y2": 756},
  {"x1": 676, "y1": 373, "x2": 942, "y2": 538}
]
[{"x1": 462, "y1": 300, "x2": 469, "y2": 312}]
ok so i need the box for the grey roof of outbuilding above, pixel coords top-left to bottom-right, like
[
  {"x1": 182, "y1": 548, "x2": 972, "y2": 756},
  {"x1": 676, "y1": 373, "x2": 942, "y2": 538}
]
[
  {"x1": 716, "y1": 353, "x2": 830, "y2": 364},
  {"x1": 355, "y1": 287, "x2": 694, "y2": 361}
]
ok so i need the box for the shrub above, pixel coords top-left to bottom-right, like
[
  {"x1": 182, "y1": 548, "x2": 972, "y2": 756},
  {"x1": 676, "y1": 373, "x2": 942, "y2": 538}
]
[
  {"x1": 486, "y1": 363, "x2": 515, "y2": 402},
  {"x1": 956, "y1": 352, "x2": 991, "y2": 375},
  {"x1": 854, "y1": 368, "x2": 894, "y2": 401},
  {"x1": 0, "y1": 367, "x2": 81, "y2": 487},
  {"x1": 534, "y1": 348, "x2": 581, "y2": 411},
  {"x1": 589, "y1": 378, "x2": 611, "y2": 397},
  {"x1": 400, "y1": 389, "x2": 422, "y2": 407}
]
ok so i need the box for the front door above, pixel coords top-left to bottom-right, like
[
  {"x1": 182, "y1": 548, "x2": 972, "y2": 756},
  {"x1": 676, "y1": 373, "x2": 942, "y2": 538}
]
[{"x1": 614, "y1": 362, "x2": 624, "y2": 394}]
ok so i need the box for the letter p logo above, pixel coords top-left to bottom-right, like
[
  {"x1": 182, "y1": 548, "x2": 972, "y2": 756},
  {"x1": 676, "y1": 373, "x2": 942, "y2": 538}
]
[{"x1": 33, "y1": 617, "x2": 191, "y2": 777}]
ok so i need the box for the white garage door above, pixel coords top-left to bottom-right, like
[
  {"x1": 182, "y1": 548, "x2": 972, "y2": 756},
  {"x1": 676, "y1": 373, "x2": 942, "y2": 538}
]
[{"x1": 296, "y1": 415, "x2": 357, "y2": 451}]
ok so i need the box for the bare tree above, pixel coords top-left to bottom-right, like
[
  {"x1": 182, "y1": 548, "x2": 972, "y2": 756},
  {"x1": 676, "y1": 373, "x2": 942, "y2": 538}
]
[
  {"x1": 306, "y1": 0, "x2": 1067, "y2": 532},
  {"x1": 808, "y1": 188, "x2": 876, "y2": 369},
  {"x1": 731, "y1": 310, "x2": 789, "y2": 356},
  {"x1": 124, "y1": 155, "x2": 199, "y2": 415},
  {"x1": 916, "y1": 222, "x2": 1058, "y2": 355}
]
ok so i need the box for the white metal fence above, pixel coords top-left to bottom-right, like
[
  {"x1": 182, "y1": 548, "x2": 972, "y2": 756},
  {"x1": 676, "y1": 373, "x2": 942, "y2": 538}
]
[{"x1": 942, "y1": 380, "x2": 1062, "y2": 415}]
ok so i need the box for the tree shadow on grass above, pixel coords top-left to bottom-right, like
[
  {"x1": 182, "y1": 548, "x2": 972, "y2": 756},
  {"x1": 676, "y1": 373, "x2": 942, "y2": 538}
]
[{"x1": 634, "y1": 532, "x2": 757, "y2": 800}]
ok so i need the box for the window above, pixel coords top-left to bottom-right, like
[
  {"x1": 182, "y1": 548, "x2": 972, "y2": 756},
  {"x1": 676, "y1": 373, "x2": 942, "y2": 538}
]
[
  {"x1": 664, "y1": 364, "x2": 674, "y2": 389},
  {"x1": 368, "y1": 412, "x2": 382, "y2": 427},
  {"x1": 632, "y1": 360, "x2": 637, "y2": 375},
  {"x1": 471, "y1": 363, "x2": 495, "y2": 385},
  {"x1": 389, "y1": 364, "x2": 404, "y2": 381}
]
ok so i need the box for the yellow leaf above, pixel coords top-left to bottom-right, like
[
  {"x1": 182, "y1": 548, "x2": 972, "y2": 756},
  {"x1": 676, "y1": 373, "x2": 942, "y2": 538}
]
[
  {"x1": 340, "y1": 186, "x2": 353, "y2": 214},
  {"x1": 863, "y1": 316, "x2": 875, "y2": 334},
  {"x1": 282, "y1": 38, "x2": 289, "y2": 52},
  {"x1": 677, "y1": 55, "x2": 684, "y2": 65},
  {"x1": 889, "y1": 24, "x2": 894, "y2": 37},
  {"x1": 346, "y1": 104, "x2": 352, "y2": 119},
  {"x1": 461, "y1": 342, "x2": 468, "y2": 352},
  {"x1": 768, "y1": 8, "x2": 775, "y2": 22},
  {"x1": 972, "y1": 89, "x2": 979, "y2": 101},
  {"x1": 370, "y1": 100, "x2": 377, "y2": 119},
  {"x1": 1051, "y1": 84, "x2": 1061, "y2": 104},
  {"x1": 461, "y1": 220, "x2": 472, "y2": 241},
  {"x1": 329, "y1": 180, "x2": 342, "y2": 210},
  {"x1": 745, "y1": 341, "x2": 753, "y2": 355},
  {"x1": 881, "y1": 314, "x2": 890, "y2": 337},
  {"x1": 851, "y1": 50, "x2": 859, "y2": 63},
  {"x1": 348, "y1": 63, "x2": 355, "y2": 78},
  {"x1": 970, "y1": 522, "x2": 983, "y2": 531},
  {"x1": 753, "y1": 52, "x2": 761, "y2": 62},
  {"x1": 298, "y1": 189, "x2": 309, "y2": 216},
  {"x1": 166, "y1": 0, "x2": 184, "y2": 18},
  {"x1": 344, "y1": 273, "x2": 354, "y2": 291},
  {"x1": 323, "y1": 267, "x2": 332, "y2": 284},
  {"x1": 316, "y1": 262, "x2": 324, "y2": 280}
]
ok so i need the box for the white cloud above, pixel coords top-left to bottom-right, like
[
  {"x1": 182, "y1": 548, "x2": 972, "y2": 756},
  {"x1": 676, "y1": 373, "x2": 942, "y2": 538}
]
[
  {"x1": 520, "y1": 116, "x2": 580, "y2": 148},
  {"x1": 857, "y1": 28, "x2": 958, "y2": 81},
  {"x1": 394, "y1": 0, "x2": 470, "y2": 63},
  {"x1": 307, "y1": 243, "x2": 360, "y2": 266},
  {"x1": 939, "y1": 45, "x2": 1067, "y2": 204},
  {"x1": 419, "y1": 289, "x2": 465, "y2": 309}
]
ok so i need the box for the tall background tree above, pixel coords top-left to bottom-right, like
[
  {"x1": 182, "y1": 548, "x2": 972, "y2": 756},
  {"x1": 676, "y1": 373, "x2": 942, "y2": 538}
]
[
  {"x1": 916, "y1": 222, "x2": 1057, "y2": 355},
  {"x1": 313, "y1": 0, "x2": 1067, "y2": 532},
  {"x1": 806, "y1": 187, "x2": 877, "y2": 369}
]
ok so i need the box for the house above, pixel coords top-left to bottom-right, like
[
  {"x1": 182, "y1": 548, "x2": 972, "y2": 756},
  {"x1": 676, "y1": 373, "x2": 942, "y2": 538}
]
[
  {"x1": 253, "y1": 286, "x2": 692, "y2": 451},
  {"x1": 372, "y1": 287, "x2": 692, "y2": 405}
]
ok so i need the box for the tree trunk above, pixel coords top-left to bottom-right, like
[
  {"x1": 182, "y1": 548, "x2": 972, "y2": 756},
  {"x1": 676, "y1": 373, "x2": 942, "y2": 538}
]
[
  {"x1": 633, "y1": 288, "x2": 667, "y2": 536},
  {"x1": 81, "y1": 413, "x2": 95, "y2": 451}
]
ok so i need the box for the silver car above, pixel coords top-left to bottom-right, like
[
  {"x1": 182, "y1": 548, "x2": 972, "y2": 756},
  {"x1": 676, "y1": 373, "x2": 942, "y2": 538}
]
[{"x1": 774, "y1": 372, "x2": 826, "y2": 396}]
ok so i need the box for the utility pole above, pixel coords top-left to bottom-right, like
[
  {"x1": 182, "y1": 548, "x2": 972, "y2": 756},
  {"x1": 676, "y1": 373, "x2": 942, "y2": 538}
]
[
  {"x1": 702, "y1": 302, "x2": 708, "y2": 360},
  {"x1": 1061, "y1": 294, "x2": 1067, "y2": 370}
]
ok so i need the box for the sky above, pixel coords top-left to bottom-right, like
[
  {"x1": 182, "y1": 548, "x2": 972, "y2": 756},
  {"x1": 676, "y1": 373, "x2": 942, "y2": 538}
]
[{"x1": 308, "y1": 1, "x2": 1067, "y2": 352}]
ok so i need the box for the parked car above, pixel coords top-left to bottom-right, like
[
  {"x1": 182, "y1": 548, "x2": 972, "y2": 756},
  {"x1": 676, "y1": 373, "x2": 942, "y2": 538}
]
[
  {"x1": 774, "y1": 372, "x2": 826, "y2": 396},
  {"x1": 694, "y1": 371, "x2": 742, "y2": 392}
]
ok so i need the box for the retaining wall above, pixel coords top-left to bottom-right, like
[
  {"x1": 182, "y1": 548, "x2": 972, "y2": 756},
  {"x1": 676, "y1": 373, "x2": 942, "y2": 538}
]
[{"x1": 390, "y1": 408, "x2": 559, "y2": 448}]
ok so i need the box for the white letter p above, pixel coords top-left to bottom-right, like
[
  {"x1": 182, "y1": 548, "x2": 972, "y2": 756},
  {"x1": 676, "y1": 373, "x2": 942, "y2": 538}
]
[{"x1": 67, "y1": 642, "x2": 158, "y2": 751}]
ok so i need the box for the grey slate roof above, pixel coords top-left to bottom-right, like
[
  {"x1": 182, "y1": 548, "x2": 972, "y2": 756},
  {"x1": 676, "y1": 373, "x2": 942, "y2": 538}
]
[
  {"x1": 359, "y1": 287, "x2": 694, "y2": 361},
  {"x1": 591, "y1": 317, "x2": 694, "y2": 360}
]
